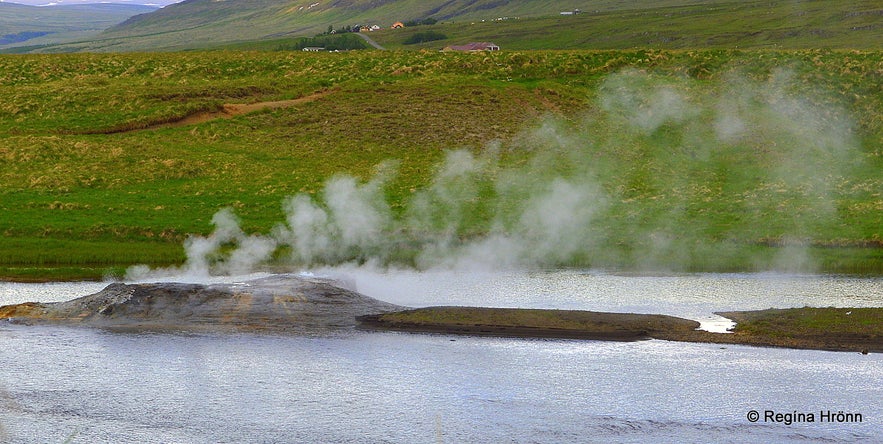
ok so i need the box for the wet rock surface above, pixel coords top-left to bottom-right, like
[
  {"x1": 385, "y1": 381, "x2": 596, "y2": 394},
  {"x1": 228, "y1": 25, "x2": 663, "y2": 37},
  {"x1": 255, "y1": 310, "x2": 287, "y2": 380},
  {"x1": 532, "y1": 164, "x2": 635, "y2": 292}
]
[{"x1": 0, "y1": 274, "x2": 404, "y2": 334}]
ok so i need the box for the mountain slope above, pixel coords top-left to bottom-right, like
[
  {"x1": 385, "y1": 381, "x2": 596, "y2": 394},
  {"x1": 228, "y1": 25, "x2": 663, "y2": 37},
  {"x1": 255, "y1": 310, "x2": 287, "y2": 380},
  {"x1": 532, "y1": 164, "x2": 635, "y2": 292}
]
[
  {"x1": 16, "y1": 0, "x2": 883, "y2": 52},
  {"x1": 370, "y1": 0, "x2": 883, "y2": 50},
  {"x1": 0, "y1": 2, "x2": 157, "y2": 51},
  {"x1": 38, "y1": 0, "x2": 738, "y2": 51}
]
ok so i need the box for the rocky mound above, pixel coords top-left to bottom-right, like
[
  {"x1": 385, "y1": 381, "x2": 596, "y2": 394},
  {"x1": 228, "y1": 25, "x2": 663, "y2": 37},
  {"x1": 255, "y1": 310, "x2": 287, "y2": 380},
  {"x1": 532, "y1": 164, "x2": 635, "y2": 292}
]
[{"x1": 0, "y1": 274, "x2": 403, "y2": 334}]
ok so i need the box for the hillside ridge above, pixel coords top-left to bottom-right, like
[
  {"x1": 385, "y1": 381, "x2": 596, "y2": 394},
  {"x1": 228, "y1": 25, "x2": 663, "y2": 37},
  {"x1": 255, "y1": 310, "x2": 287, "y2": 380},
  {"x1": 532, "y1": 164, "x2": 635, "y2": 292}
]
[
  {"x1": 13, "y1": 0, "x2": 882, "y2": 52},
  {"x1": 0, "y1": 2, "x2": 158, "y2": 51}
]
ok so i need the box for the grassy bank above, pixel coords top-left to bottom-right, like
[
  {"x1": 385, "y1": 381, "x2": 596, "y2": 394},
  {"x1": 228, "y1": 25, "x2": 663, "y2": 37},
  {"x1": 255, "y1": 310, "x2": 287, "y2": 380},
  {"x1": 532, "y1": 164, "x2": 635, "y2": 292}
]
[
  {"x1": 1, "y1": 49, "x2": 881, "y2": 280},
  {"x1": 361, "y1": 306, "x2": 883, "y2": 352},
  {"x1": 720, "y1": 307, "x2": 881, "y2": 350},
  {"x1": 359, "y1": 306, "x2": 701, "y2": 341}
]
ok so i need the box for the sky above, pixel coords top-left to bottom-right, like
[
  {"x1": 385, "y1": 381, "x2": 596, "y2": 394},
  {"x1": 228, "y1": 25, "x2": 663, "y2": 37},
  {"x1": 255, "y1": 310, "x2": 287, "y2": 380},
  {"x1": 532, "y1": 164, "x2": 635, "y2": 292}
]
[{"x1": 1, "y1": 0, "x2": 181, "y2": 6}]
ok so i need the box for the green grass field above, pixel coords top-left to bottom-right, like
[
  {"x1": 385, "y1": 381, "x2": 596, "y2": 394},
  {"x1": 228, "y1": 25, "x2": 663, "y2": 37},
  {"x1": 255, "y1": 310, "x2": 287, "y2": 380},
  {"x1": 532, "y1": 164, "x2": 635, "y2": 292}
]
[{"x1": 1, "y1": 49, "x2": 881, "y2": 280}]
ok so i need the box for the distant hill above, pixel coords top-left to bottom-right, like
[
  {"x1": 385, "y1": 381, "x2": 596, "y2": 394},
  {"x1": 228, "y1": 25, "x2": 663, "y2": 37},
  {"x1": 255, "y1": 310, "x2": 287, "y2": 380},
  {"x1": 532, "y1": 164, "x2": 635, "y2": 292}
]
[
  {"x1": 369, "y1": 0, "x2": 883, "y2": 51},
  {"x1": 9, "y1": 0, "x2": 883, "y2": 52},
  {"x1": 0, "y1": 2, "x2": 158, "y2": 52},
  {"x1": 25, "y1": 0, "x2": 740, "y2": 51}
]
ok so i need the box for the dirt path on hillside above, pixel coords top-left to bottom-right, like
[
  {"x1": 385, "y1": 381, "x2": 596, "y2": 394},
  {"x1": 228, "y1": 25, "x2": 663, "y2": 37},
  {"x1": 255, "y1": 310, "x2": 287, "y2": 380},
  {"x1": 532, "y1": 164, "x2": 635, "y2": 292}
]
[
  {"x1": 354, "y1": 32, "x2": 385, "y2": 50},
  {"x1": 148, "y1": 89, "x2": 332, "y2": 131}
]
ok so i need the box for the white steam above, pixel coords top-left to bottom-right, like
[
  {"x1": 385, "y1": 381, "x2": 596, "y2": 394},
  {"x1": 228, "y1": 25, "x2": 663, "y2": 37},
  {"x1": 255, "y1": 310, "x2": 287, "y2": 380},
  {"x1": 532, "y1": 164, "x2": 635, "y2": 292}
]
[
  {"x1": 599, "y1": 69, "x2": 698, "y2": 134},
  {"x1": 126, "y1": 67, "x2": 866, "y2": 279},
  {"x1": 271, "y1": 166, "x2": 393, "y2": 265}
]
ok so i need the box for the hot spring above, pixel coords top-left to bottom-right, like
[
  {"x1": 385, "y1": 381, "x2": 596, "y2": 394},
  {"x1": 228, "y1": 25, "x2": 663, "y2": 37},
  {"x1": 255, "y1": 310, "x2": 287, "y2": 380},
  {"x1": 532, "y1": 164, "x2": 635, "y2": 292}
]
[{"x1": 0, "y1": 270, "x2": 880, "y2": 443}]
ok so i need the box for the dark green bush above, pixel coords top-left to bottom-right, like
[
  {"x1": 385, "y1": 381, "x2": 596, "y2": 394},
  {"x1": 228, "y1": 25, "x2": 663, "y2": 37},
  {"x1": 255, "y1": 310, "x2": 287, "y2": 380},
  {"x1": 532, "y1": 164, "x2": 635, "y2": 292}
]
[{"x1": 404, "y1": 31, "x2": 447, "y2": 45}]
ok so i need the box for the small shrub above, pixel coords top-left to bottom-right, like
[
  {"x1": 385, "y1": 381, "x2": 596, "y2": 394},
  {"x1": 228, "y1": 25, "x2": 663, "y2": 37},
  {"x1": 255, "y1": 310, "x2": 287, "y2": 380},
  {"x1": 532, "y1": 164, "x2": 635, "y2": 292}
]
[
  {"x1": 277, "y1": 34, "x2": 369, "y2": 51},
  {"x1": 404, "y1": 31, "x2": 447, "y2": 45}
]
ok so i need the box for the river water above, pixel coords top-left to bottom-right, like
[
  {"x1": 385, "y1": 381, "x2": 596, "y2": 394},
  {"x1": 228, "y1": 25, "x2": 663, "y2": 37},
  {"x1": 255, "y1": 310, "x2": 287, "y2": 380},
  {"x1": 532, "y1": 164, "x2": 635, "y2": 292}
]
[{"x1": 0, "y1": 270, "x2": 880, "y2": 443}]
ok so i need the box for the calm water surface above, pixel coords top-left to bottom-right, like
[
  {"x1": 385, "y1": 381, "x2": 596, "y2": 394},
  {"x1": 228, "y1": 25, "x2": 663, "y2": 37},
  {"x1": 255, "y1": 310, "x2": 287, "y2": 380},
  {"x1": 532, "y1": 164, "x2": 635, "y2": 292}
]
[{"x1": 0, "y1": 271, "x2": 880, "y2": 443}]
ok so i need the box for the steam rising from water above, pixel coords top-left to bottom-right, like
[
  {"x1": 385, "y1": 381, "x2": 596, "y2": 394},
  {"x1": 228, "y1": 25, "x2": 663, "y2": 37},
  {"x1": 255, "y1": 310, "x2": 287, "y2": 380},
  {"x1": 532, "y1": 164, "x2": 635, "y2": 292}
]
[
  {"x1": 272, "y1": 166, "x2": 395, "y2": 265},
  {"x1": 127, "y1": 69, "x2": 866, "y2": 280}
]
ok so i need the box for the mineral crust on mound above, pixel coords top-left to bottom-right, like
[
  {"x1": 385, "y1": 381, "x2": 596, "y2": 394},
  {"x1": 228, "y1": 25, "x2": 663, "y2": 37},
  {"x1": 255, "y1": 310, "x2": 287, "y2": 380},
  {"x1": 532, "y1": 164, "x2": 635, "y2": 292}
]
[{"x1": 0, "y1": 274, "x2": 403, "y2": 333}]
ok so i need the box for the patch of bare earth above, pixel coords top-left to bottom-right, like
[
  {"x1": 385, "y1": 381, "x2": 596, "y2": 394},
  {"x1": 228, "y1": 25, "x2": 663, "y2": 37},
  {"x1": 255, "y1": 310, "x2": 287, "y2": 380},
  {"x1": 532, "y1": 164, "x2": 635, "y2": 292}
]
[{"x1": 105, "y1": 90, "x2": 334, "y2": 133}]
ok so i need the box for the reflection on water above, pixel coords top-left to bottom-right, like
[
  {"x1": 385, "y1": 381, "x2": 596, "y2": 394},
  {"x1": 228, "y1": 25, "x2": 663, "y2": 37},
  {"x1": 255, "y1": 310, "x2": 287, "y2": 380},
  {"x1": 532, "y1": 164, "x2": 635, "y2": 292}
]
[
  {"x1": 0, "y1": 327, "x2": 880, "y2": 443},
  {"x1": 0, "y1": 273, "x2": 278, "y2": 306},
  {"x1": 337, "y1": 269, "x2": 883, "y2": 332},
  {"x1": 341, "y1": 269, "x2": 883, "y2": 310},
  {"x1": 0, "y1": 271, "x2": 881, "y2": 443}
]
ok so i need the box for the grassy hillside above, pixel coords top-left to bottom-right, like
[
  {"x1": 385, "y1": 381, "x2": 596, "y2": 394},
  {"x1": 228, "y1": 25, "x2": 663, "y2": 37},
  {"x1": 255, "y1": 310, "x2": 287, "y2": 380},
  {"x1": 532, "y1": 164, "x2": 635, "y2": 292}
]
[
  {"x1": 0, "y1": 3, "x2": 157, "y2": 52},
  {"x1": 0, "y1": 49, "x2": 881, "y2": 280},
  {"x1": 23, "y1": 0, "x2": 883, "y2": 52},
  {"x1": 372, "y1": 1, "x2": 883, "y2": 50}
]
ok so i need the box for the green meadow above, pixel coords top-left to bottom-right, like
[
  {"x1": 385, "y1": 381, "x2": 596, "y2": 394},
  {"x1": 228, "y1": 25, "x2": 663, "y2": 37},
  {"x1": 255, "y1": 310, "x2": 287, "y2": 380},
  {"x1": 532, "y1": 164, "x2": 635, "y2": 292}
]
[{"x1": 1, "y1": 49, "x2": 881, "y2": 280}]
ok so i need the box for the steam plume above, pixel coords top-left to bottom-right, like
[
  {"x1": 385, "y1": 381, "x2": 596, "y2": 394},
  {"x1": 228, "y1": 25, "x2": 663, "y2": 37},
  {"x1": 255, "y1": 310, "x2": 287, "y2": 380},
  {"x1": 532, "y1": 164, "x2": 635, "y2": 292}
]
[{"x1": 126, "y1": 68, "x2": 866, "y2": 278}]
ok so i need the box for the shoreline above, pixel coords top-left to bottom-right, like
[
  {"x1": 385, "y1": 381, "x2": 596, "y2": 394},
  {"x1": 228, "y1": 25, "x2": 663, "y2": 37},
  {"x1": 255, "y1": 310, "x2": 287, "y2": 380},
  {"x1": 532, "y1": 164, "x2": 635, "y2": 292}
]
[
  {"x1": 358, "y1": 306, "x2": 882, "y2": 354},
  {"x1": 2, "y1": 263, "x2": 883, "y2": 284},
  {"x1": 1, "y1": 276, "x2": 879, "y2": 353}
]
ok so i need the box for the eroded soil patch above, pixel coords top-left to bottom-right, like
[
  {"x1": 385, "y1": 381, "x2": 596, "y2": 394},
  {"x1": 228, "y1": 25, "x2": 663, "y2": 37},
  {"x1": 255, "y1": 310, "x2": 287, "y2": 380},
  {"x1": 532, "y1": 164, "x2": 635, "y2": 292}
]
[
  {"x1": 82, "y1": 90, "x2": 332, "y2": 134},
  {"x1": 169, "y1": 92, "x2": 332, "y2": 128}
]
